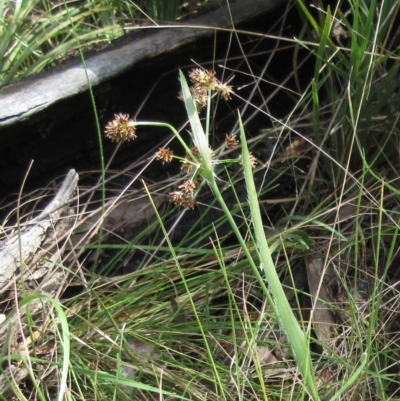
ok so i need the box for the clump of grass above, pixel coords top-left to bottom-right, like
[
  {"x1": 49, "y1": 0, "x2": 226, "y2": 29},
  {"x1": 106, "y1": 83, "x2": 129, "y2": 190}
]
[
  {"x1": 0, "y1": 0, "x2": 194, "y2": 85},
  {"x1": 0, "y1": 0, "x2": 122, "y2": 84}
]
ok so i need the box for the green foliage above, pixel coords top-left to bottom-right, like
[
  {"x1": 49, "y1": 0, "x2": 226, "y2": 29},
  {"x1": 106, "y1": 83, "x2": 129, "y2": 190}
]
[
  {"x1": 0, "y1": 0, "x2": 197, "y2": 85},
  {"x1": 0, "y1": 0, "x2": 122, "y2": 84},
  {"x1": 297, "y1": 0, "x2": 400, "y2": 183},
  {"x1": 145, "y1": 0, "x2": 180, "y2": 21}
]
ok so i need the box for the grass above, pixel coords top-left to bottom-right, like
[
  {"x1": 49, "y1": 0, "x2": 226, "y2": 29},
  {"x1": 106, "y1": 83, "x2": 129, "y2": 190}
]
[
  {"x1": 0, "y1": 0, "x2": 199, "y2": 85},
  {"x1": 1, "y1": 0, "x2": 400, "y2": 400}
]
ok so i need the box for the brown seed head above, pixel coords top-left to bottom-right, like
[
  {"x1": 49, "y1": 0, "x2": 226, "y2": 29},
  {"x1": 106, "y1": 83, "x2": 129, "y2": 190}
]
[
  {"x1": 239, "y1": 153, "x2": 258, "y2": 169},
  {"x1": 179, "y1": 180, "x2": 196, "y2": 194},
  {"x1": 181, "y1": 159, "x2": 195, "y2": 174},
  {"x1": 105, "y1": 113, "x2": 136, "y2": 142},
  {"x1": 249, "y1": 153, "x2": 257, "y2": 169},
  {"x1": 189, "y1": 68, "x2": 216, "y2": 87},
  {"x1": 155, "y1": 148, "x2": 174, "y2": 164},
  {"x1": 170, "y1": 191, "x2": 197, "y2": 209},
  {"x1": 215, "y1": 83, "x2": 234, "y2": 100},
  {"x1": 225, "y1": 133, "x2": 239, "y2": 148},
  {"x1": 190, "y1": 85, "x2": 208, "y2": 110}
]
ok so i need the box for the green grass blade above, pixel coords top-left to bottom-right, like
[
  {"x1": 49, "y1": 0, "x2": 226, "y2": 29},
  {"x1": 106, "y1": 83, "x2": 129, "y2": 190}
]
[
  {"x1": 179, "y1": 70, "x2": 213, "y2": 179},
  {"x1": 238, "y1": 112, "x2": 320, "y2": 401},
  {"x1": 19, "y1": 295, "x2": 70, "y2": 401},
  {"x1": 328, "y1": 353, "x2": 367, "y2": 401}
]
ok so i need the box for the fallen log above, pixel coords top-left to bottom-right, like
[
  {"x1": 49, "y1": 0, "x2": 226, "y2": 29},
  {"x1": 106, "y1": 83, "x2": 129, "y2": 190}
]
[{"x1": 0, "y1": 0, "x2": 287, "y2": 127}]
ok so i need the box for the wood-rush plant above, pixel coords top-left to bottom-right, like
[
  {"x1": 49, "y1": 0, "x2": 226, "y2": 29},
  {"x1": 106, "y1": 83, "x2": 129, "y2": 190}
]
[{"x1": 105, "y1": 69, "x2": 323, "y2": 399}]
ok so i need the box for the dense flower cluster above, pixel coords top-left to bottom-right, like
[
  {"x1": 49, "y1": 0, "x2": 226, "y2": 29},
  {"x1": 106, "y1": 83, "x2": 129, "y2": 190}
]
[
  {"x1": 188, "y1": 68, "x2": 216, "y2": 88},
  {"x1": 239, "y1": 153, "x2": 257, "y2": 169},
  {"x1": 180, "y1": 146, "x2": 199, "y2": 174},
  {"x1": 155, "y1": 147, "x2": 174, "y2": 164},
  {"x1": 189, "y1": 85, "x2": 208, "y2": 110},
  {"x1": 185, "y1": 68, "x2": 233, "y2": 110},
  {"x1": 104, "y1": 113, "x2": 136, "y2": 142},
  {"x1": 249, "y1": 153, "x2": 257, "y2": 169},
  {"x1": 225, "y1": 133, "x2": 239, "y2": 148},
  {"x1": 170, "y1": 180, "x2": 197, "y2": 209},
  {"x1": 179, "y1": 179, "x2": 196, "y2": 194}
]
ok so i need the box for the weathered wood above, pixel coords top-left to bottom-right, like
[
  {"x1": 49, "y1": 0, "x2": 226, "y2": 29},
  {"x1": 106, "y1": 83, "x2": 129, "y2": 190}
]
[
  {"x1": 0, "y1": 0, "x2": 287, "y2": 128},
  {"x1": 0, "y1": 169, "x2": 78, "y2": 291}
]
